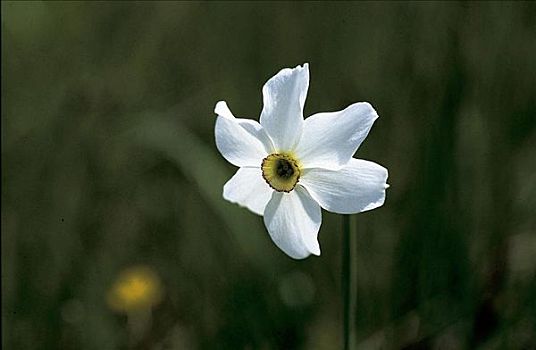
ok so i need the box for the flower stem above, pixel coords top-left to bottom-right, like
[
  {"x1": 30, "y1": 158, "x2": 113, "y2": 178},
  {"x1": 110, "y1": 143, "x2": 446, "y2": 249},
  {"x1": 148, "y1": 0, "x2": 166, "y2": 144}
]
[{"x1": 342, "y1": 214, "x2": 357, "y2": 349}]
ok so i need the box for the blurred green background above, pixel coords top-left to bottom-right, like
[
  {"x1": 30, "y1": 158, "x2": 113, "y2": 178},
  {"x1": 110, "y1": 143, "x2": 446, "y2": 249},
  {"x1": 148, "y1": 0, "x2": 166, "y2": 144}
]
[{"x1": 2, "y1": 2, "x2": 536, "y2": 349}]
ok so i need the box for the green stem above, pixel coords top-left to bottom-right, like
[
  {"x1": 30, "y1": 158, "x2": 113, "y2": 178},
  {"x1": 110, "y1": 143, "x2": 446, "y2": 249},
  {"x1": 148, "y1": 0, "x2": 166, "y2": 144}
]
[{"x1": 342, "y1": 215, "x2": 357, "y2": 349}]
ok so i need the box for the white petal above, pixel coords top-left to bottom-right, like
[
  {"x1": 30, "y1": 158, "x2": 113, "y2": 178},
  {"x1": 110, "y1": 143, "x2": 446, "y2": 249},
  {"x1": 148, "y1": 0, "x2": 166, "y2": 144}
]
[
  {"x1": 235, "y1": 119, "x2": 275, "y2": 153},
  {"x1": 223, "y1": 167, "x2": 273, "y2": 216},
  {"x1": 294, "y1": 102, "x2": 379, "y2": 170},
  {"x1": 263, "y1": 186, "x2": 321, "y2": 259},
  {"x1": 215, "y1": 101, "x2": 272, "y2": 167},
  {"x1": 216, "y1": 100, "x2": 274, "y2": 152},
  {"x1": 260, "y1": 64, "x2": 309, "y2": 151},
  {"x1": 300, "y1": 158, "x2": 388, "y2": 214},
  {"x1": 215, "y1": 101, "x2": 235, "y2": 119}
]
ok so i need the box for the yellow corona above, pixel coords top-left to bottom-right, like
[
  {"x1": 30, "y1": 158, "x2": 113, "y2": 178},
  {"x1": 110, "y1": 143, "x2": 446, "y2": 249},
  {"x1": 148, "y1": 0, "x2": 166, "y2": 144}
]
[{"x1": 261, "y1": 153, "x2": 301, "y2": 192}]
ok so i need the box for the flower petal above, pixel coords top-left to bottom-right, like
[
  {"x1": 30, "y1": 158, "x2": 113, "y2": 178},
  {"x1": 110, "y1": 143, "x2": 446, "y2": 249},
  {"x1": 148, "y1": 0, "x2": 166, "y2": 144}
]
[
  {"x1": 294, "y1": 102, "x2": 379, "y2": 170},
  {"x1": 223, "y1": 167, "x2": 273, "y2": 216},
  {"x1": 214, "y1": 100, "x2": 235, "y2": 119},
  {"x1": 215, "y1": 101, "x2": 272, "y2": 167},
  {"x1": 235, "y1": 119, "x2": 275, "y2": 154},
  {"x1": 263, "y1": 186, "x2": 321, "y2": 259},
  {"x1": 300, "y1": 158, "x2": 388, "y2": 214},
  {"x1": 260, "y1": 64, "x2": 309, "y2": 151}
]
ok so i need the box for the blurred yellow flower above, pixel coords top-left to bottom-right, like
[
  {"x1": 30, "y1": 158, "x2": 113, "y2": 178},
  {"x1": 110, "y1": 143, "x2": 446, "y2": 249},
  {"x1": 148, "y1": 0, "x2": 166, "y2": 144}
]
[{"x1": 107, "y1": 266, "x2": 163, "y2": 312}]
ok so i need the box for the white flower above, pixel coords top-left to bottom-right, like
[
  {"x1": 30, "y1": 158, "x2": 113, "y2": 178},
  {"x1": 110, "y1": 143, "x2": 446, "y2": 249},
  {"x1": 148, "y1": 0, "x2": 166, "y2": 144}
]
[{"x1": 214, "y1": 63, "x2": 389, "y2": 259}]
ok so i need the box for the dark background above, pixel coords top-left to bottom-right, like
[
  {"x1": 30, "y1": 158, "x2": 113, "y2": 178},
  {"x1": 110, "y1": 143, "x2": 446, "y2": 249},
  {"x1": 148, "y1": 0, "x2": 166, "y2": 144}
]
[{"x1": 2, "y1": 2, "x2": 535, "y2": 349}]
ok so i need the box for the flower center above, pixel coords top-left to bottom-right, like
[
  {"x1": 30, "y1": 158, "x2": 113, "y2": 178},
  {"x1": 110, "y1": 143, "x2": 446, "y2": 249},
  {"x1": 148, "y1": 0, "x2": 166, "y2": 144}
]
[{"x1": 261, "y1": 153, "x2": 301, "y2": 192}]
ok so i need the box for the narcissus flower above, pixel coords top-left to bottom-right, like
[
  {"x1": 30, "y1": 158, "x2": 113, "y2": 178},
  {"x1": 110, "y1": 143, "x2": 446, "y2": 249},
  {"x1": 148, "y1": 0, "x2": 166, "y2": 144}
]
[{"x1": 215, "y1": 63, "x2": 388, "y2": 259}]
